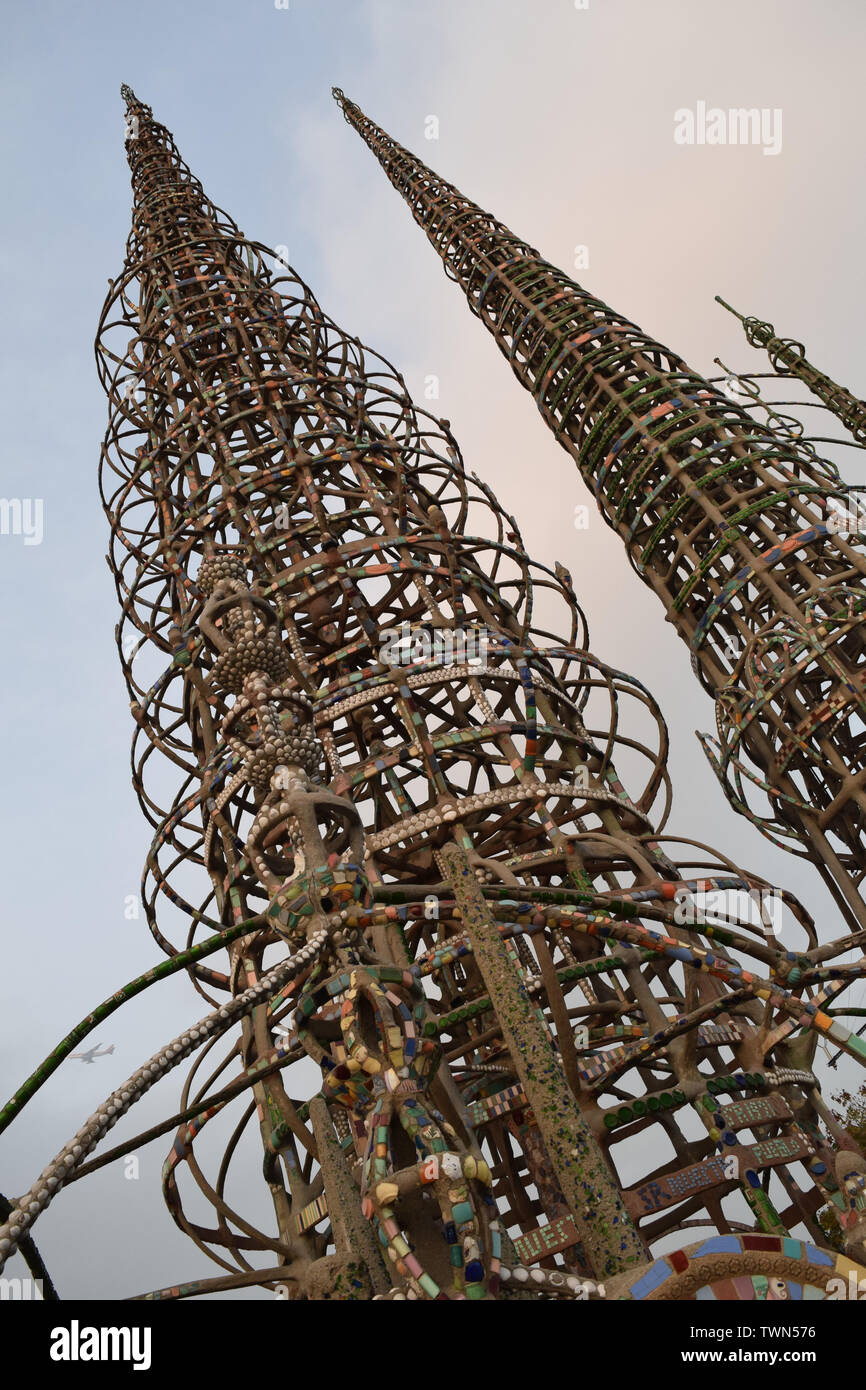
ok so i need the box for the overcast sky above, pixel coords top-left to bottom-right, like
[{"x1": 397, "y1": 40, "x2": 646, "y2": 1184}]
[{"x1": 1, "y1": 0, "x2": 864, "y2": 1300}]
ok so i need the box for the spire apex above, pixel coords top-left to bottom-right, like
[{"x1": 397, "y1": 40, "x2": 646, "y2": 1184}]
[{"x1": 333, "y1": 92, "x2": 866, "y2": 922}]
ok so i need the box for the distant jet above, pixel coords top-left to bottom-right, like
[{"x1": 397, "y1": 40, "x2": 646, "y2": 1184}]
[{"x1": 69, "y1": 1043, "x2": 115, "y2": 1065}]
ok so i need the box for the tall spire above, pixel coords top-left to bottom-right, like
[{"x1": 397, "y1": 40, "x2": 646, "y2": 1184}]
[
  {"x1": 4, "y1": 90, "x2": 866, "y2": 1304},
  {"x1": 332, "y1": 87, "x2": 866, "y2": 935}
]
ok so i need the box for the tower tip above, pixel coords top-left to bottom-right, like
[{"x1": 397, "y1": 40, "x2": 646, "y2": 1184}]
[{"x1": 332, "y1": 86, "x2": 345, "y2": 104}]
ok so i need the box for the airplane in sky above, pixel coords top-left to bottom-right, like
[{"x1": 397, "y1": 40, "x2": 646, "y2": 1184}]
[{"x1": 69, "y1": 1043, "x2": 115, "y2": 1064}]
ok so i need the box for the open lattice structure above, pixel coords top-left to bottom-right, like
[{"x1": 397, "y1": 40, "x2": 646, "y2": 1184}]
[
  {"x1": 2, "y1": 90, "x2": 866, "y2": 1303},
  {"x1": 331, "y1": 88, "x2": 866, "y2": 940}
]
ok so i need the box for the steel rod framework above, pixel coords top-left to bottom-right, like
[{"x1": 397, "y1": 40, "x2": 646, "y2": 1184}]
[
  {"x1": 716, "y1": 298, "x2": 866, "y2": 447},
  {"x1": 3, "y1": 90, "x2": 866, "y2": 1302},
  {"x1": 331, "y1": 88, "x2": 866, "y2": 936}
]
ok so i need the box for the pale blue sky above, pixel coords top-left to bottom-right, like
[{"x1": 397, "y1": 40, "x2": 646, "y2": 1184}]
[{"x1": 1, "y1": 0, "x2": 864, "y2": 1298}]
